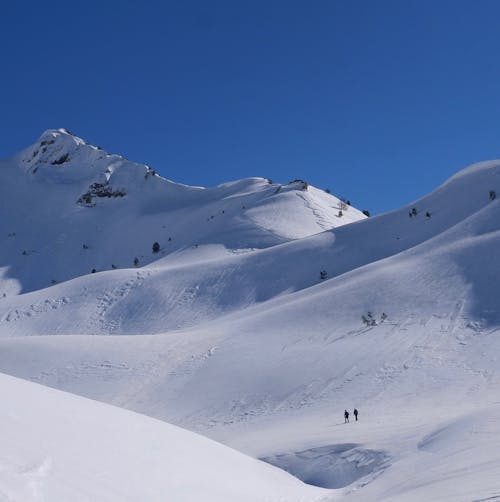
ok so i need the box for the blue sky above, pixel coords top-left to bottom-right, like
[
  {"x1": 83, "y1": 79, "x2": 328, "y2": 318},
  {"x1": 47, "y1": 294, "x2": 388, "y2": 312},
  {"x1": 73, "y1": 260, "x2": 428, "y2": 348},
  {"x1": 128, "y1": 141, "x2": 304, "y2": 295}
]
[{"x1": 2, "y1": 0, "x2": 500, "y2": 214}]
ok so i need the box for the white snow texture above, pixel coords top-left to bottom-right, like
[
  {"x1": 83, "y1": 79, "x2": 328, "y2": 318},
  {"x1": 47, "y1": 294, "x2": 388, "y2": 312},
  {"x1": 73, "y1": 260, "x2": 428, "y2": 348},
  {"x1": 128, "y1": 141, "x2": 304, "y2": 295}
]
[{"x1": 1, "y1": 129, "x2": 500, "y2": 501}]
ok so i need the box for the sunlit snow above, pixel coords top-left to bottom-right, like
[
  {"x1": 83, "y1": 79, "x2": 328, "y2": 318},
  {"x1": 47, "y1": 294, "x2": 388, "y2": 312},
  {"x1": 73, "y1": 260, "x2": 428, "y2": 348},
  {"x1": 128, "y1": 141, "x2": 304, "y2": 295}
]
[{"x1": 1, "y1": 130, "x2": 500, "y2": 501}]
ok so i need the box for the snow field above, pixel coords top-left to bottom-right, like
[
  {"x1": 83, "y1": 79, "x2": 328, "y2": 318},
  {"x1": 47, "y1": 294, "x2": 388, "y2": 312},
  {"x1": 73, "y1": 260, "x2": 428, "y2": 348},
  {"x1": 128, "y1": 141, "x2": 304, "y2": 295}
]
[{"x1": 2, "y1": 130, "x2": 500, "y2": 500}]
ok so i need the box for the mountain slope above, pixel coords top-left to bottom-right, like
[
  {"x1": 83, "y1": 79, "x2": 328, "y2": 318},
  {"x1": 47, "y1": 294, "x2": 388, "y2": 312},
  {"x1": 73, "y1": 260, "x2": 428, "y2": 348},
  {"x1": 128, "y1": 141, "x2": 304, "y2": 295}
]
[
  {"x1": 2, "y1": 131, "x2": 500, "y2": 500},
  {"x1": 1, "y1": 153, "x2": 499, "y2": 336},
  {"x1": 0, "y1": 129, "x2": 365, "y2": 294}
]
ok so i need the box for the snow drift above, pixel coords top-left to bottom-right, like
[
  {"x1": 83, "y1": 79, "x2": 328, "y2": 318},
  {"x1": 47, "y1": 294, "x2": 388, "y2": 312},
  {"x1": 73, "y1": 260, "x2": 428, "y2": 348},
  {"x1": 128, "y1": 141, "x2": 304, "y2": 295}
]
[{"x1": 0, "y1": 372, "x2": 327, "y2": 502}]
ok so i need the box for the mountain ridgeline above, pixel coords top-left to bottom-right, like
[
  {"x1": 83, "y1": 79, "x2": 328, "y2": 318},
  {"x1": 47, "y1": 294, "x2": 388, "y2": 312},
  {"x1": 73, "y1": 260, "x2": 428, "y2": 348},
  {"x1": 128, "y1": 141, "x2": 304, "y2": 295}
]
[{"x1": 0, "y1": 129, "x2": 366, "y2": 295}]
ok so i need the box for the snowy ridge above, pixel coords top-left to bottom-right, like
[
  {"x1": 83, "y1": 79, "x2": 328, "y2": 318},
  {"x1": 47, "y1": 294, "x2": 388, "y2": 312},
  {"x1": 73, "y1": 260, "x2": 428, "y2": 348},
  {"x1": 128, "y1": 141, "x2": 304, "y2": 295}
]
[{"x1": 0, "y1": 129, "x2": 365, "y2": 294}]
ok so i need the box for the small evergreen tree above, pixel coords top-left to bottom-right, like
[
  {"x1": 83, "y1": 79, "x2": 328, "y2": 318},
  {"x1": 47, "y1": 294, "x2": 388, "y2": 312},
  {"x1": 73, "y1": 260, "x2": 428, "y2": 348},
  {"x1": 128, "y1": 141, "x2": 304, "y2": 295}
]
[
  {"x1": 133, "y1": 257, "x2": 139, "y2": 267},
  {"x1": 361, "y1": 312, "x2": 377, "y2": 327}
]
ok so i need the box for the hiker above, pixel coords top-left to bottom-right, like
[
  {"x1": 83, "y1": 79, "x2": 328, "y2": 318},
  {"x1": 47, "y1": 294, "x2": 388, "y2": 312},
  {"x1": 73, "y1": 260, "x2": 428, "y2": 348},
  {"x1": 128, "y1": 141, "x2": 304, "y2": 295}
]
[
  {"x1": 344, "y1": 410, "x2": 349, "y2": 423},
  {"x1": 354, "y1": 408, "x2": 358, "y2": 421}
]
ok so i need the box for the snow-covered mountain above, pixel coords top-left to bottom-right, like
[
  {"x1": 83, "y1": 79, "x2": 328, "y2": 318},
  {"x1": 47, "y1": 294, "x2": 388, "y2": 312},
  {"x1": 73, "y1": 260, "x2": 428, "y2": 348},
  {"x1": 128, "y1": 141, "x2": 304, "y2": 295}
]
[
  {"x1": 0, "y1": 129, "x2": 365, "y2": 295},
  {"x1": 2, "y1": 130, "x2": 500, "y2": 501}
]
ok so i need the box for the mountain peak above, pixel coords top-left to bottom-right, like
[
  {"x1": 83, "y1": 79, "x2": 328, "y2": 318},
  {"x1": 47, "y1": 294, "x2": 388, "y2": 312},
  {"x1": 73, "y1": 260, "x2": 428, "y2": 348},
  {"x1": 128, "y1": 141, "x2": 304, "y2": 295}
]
[
  {"x1": 17, "y1": 128, "x2": 112, "y2": 180},
  {"x1": 37, "y1": 128, "x2": 87, "y2": 149},
  {"x1": 0, "y1": 129, "x2": 367, "y2": 293}
]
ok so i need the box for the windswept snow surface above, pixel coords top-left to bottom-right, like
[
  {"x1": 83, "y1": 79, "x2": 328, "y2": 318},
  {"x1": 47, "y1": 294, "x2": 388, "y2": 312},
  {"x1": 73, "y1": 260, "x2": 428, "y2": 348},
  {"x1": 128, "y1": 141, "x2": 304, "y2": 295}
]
[
  {"x1": 0, "y1": 372, "x2": 327, "y2": 502},
  {"x1": 2, "y1": 132, "x2": 500, "y2": 500}
]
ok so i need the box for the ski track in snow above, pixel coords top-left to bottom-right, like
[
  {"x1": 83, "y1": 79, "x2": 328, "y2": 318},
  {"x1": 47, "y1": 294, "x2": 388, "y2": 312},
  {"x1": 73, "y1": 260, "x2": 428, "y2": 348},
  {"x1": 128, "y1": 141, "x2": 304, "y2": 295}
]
[
  {"x1": 1, "y1": 297, "x2": 70, "y2": 324},
  {"x1": 295, "y1": 192, "x2": 333, "y2": 231},
  {"x1": 88, "y1": 271, "x2": 148, "y2": 334}
]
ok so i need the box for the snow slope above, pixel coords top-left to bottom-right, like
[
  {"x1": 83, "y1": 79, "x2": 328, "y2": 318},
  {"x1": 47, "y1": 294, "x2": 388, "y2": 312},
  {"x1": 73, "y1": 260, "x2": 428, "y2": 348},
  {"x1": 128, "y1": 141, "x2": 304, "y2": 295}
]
[
  {"x1": 2, "y1": 131, "x2": 500, "y2": 500},
  {"x1": 0, "y1": 372, "x2": 328, "y2": 502}
]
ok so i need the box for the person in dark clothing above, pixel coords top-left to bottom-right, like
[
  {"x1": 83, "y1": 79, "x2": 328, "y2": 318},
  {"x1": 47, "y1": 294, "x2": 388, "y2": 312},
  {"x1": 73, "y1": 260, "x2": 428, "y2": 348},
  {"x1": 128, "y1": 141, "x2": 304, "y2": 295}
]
[
  {"x1": 344, "y1": 410, "x2": 349, "y2": 423},
  {"x1": 354, "y1": 408, "x2": 359, "y2": 421}
]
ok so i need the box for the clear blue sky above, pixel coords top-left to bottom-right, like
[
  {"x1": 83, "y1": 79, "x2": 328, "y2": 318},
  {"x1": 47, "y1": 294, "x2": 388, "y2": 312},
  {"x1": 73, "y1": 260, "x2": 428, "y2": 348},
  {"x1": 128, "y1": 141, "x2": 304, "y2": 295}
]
[{"x1": 2, "y1": 0, "x2": 500, "y2": 214}]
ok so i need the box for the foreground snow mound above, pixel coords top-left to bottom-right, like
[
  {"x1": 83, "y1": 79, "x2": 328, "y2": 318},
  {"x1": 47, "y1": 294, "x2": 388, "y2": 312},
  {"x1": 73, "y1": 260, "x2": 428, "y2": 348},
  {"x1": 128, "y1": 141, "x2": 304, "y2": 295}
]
[
  {"x1": 0, "y1": 129, "x2": 365, "y2": 294},
  {"x1": 0, "y1": 372, "x2": 327, "y2": 502}
]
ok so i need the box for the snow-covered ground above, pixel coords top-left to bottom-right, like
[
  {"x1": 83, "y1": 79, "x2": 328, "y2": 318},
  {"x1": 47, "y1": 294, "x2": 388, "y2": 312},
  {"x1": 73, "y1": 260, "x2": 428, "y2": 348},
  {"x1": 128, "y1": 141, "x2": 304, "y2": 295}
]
[
  {"x1": 1, "y1": 130, "x2": 500, "y2": 500},
  {"x1": 0, "y1": 372, "x2": 327, "y2": 502}
]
